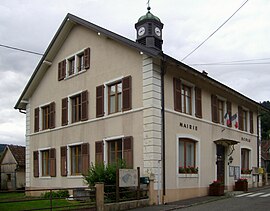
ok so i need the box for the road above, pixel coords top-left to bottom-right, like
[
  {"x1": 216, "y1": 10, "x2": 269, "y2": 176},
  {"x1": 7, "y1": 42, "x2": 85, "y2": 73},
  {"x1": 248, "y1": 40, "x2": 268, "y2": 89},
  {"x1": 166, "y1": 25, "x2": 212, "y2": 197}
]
[{"x1": 179, "y1": 187, "x2": 270, "y2": 211}]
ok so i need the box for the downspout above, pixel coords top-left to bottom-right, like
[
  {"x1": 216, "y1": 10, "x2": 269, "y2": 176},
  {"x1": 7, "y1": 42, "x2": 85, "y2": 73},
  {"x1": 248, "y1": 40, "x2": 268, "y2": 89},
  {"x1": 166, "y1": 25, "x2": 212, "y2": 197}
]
[{"x1": 257, "y1": 113, "x2": 260, "y2": 183}]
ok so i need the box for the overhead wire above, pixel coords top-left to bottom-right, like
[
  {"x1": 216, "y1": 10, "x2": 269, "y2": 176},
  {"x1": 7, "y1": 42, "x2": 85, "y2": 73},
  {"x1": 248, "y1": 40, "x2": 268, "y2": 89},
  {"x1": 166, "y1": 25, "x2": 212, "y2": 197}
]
[{"x1": 0, "y1": 43, "x2": 43, "y2": 56}]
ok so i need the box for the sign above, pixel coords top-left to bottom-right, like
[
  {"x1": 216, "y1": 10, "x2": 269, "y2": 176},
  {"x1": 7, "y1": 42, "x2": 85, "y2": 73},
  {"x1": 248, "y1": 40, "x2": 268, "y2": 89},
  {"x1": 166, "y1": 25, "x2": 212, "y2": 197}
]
[
  {"x1": 119, "y1": 169, "x2": 138, "y2": 187},
  {"x1": 241, "y1": 137, "x2": 251, "y2": 142},
  {"x1": 179, "y1": 122, "x2": 198, "y2": 131},
  {"x1": 229, "y1": 166, "x2": 240, "y2": 180}
]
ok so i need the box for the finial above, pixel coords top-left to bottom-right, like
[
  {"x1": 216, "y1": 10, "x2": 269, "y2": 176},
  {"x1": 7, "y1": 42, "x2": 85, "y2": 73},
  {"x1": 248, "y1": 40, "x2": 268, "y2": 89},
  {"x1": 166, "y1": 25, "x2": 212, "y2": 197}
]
[{"x1": 147, "y1": 0, "x2": 151, "y2": 11}]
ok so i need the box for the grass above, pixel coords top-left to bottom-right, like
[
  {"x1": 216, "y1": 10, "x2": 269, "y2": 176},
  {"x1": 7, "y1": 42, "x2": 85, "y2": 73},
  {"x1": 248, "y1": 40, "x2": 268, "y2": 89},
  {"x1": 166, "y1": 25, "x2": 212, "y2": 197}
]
[{"x1": 0, "y1": 192, "x2": 92, "y2": 211}]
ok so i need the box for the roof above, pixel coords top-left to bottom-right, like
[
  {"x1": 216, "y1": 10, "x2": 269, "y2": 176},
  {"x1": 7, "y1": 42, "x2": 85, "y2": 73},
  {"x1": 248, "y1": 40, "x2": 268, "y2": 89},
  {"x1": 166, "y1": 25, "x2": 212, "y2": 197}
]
[
  {"x1": 14, "y1": 13, "x2": 268, "y2": 113},
  {"x1": 0, "y1": 145, "x2": 25, "y2": 167},
  {"x1": 261, "y1": 140, "x2": 270, "y2": 161},
  {"x1": 138, "y1": 9, "x2": 161, "y2": 22}
]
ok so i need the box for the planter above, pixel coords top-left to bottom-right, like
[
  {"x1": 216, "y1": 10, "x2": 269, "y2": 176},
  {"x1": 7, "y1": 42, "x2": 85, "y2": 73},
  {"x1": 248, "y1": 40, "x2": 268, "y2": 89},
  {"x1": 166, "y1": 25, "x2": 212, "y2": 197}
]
[
  {"x1": 209, "y1": 184, "x2": 224, "y2": 196},
  {"x1": 235, "y1": 181, "x2": 248, "y2": 191}
]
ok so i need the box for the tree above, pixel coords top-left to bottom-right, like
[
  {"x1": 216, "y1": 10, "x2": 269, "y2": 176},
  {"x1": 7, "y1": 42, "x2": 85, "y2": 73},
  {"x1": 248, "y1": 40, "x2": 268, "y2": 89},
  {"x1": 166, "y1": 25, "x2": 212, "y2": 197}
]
[{"x1": 261, "y1": 101, "x2": 270, "y2": 140}]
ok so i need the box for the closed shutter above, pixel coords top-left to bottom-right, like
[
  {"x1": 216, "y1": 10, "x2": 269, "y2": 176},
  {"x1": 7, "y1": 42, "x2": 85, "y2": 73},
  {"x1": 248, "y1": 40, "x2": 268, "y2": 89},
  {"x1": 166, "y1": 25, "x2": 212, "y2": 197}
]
[
  {"x1": 173, "y1": 78, "x2": 182, "y2": 112},
  {"x1": 96, "y1": 85, "x2": 104, "y2": 117},
  {"x1": 61, "y1": 146, "x2": 67, "y2": 176},
  {"x1": 62, "y1": 98, "x2": 68, "y2": 126},
  {"x1": 81, "y1": 91, "x2": 88, "y2": 121},
  {"x1": 195, "y1": 87, "x2": 202, "y2": 118},
  {"x1": 122, "y1": 76, "x2": 132, "y2": 111},
  {"x1": 95, "y1": 141, "x2": 104, "y2": 165},
  {"x1": 49, "y1": 102, "x2": 55, "y2": 129},
  {"x1": 238, "y1": 106, "x2": 243, "y2": 130},
  {"x1": 58, "y1": 60, "x2": 66, "y2": 81},
  {"x1": 84, "y1": 48, "x2": 90, "y2": 69},
  {"x1": 123, "y1": 137, "x2": 133, "y2": 168},
  {"x1": 226, "y1": 101, "x2": 232, "y2": 127},
  {"x1": 211, "y1": 95, "x2": 218, "y2": 123},
  {"x1": 49, "y1": 148, "x2": 56, "y2": 177},
  {"x1": 250, "y1": 111, "x2": 254, "y2": 133},
  {"x1": 34, "y1": 107, "x2": 39, "y2": 132},
  {"x1": 81, "y1": 143, "x2": 90, "y2": 175},
  {"x1": 33, "y1": 151, "x2": 39, "y2": 177}
]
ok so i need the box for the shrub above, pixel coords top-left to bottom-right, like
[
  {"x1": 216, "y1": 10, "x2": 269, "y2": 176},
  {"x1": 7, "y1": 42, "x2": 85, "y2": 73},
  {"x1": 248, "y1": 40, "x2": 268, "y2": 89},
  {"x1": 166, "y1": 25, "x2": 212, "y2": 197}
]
[{"x1": 42, "y1": 190, "x2": 69, "y2": 199}]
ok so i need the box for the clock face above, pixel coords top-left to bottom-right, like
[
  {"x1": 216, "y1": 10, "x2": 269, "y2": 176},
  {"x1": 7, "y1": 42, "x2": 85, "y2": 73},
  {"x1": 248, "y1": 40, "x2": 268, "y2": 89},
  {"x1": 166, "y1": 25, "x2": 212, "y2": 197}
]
[
  {"x1": 155, "y1": 27, "x2": 161, "y2": 37},
  {"x1": 138, "y1": 27, "x2": 145, "y2": 36}
]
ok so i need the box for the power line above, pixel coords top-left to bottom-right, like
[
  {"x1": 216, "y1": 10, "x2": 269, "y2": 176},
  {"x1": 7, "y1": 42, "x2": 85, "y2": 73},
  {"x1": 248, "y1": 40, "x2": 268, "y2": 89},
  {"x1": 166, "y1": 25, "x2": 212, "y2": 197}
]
[
  {"x1": 191, "y1": 62, "x2": 270, "y2": 66},
  {"x1": 181, "y1": 0, "x2": 249, "y2": 62},
  {"x1": 0, "y1": 43, "x2": 43, "y2": 56}
]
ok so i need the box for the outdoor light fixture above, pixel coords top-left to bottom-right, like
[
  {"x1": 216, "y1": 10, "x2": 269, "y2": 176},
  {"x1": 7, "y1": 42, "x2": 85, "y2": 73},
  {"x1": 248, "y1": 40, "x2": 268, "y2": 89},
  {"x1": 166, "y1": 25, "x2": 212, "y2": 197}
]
[{"x1": 228, "y1": 156, "x2": 233, "y2": 165}]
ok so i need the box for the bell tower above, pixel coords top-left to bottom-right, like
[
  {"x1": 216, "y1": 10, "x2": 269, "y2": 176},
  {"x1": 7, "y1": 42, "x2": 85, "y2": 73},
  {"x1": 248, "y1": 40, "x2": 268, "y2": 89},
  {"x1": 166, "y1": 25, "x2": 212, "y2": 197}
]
[{"x1": 135, "y1": 6, "x2": 163, "y2": 50}]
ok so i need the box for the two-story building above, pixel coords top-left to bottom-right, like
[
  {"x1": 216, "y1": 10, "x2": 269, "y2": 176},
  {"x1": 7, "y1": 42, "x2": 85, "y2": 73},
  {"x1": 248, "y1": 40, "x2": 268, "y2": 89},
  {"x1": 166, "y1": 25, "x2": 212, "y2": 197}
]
[{"x1": 15, "y1": 8, "x2": 266, "y2": 202}]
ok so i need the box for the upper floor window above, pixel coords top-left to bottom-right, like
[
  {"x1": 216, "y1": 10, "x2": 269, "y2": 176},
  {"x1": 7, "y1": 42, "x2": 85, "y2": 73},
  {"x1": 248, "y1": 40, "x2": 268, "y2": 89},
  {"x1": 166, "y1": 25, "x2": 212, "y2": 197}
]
[
  {"x1": 68, "y1": 56, "x2": 75, "y2": 76},
  {"x1": 211, "y1": 95, "x2": 228, "y2": 125},
  {"x1": 71, "y1": 94, "x2": 82, "y2": 123},
  {"x1": 108, "y1": 81, "x2": 122, "y2": 114},
  {"x1": 217, "y1": 99, "x2": 224, "y2": 125},
  {"x1": 181, "y1": 85, "x2": 192, "y2": 115},
  {"x1": 34, "y1": 102, "x2": 55, "y2": 132},
  {"x1": 42, "y1": 105, "x2": 50, "y2": 130},
  {"x1": 238, "y1": 106, "x2": 253, "y2": 133}
]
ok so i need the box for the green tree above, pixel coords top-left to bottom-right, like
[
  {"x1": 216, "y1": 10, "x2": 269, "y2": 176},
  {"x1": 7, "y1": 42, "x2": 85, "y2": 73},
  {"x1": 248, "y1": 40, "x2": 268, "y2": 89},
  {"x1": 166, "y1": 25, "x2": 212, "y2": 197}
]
[{"x1": 261, "y1": 101, "x2": 270, "y2": 140}]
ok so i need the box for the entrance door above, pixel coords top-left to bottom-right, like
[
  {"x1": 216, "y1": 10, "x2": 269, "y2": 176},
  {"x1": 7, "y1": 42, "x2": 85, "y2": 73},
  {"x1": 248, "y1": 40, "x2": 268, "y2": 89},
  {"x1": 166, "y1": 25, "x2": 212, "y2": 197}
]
[{"x1": 216, "y1": 144, "x2": 225, "y2": 183}]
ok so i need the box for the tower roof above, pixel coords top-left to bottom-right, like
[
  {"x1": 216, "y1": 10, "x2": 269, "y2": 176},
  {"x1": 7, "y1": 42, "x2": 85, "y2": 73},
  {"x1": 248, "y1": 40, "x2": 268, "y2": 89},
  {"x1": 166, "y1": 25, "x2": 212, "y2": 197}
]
[{"x1": 138, "y1": 7, "x2": 161, "y2": 22}]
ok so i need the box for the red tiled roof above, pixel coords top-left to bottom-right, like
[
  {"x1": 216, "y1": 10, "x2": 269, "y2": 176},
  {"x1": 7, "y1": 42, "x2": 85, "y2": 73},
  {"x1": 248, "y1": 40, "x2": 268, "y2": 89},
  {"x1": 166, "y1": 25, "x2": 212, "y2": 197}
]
[{"x1": 8, "y1": 145, "x2": 25, "y2": 166}]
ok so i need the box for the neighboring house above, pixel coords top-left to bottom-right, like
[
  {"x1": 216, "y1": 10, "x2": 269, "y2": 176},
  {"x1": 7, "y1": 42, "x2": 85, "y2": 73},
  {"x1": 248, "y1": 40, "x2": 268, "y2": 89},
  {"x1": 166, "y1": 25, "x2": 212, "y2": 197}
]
[
  {"x1": 0, "y1": 145, "x2": 25, "y2": 190},
  {"x1": 261, "y1": 140, "x2": 270, "y2": 173},
  {"x1": 15, "y1": 8, "x2": 268, "y2": 202}
]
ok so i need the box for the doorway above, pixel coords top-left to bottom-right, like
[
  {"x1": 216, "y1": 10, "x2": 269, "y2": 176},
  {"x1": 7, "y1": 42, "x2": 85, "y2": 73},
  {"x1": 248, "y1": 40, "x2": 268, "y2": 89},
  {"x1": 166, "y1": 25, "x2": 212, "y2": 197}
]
[{"x1": 216, "y1": 144, "x2": 225, "y2": 183}]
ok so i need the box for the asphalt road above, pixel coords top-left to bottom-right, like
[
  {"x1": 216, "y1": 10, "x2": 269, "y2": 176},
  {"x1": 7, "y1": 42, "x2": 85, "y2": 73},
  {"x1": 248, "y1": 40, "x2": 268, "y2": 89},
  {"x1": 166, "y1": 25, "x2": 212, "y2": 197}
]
[{"x1": 179, "y1": 187, "x2": 270, "y2": 211}]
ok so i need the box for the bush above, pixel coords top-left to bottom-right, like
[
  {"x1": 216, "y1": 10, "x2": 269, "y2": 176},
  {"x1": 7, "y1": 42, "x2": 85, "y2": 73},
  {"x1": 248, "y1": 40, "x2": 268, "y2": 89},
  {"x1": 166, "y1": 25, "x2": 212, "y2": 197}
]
[{"x1": 42, "y1": 190, "x2": 69, "y2": 199}]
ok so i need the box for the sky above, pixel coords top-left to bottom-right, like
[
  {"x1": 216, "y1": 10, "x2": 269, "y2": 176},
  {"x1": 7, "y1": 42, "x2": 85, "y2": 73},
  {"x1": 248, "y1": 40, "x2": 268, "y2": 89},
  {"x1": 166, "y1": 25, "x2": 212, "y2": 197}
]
[{"x1": 0, "y1": 0, "x2": 269, "y2": 146}]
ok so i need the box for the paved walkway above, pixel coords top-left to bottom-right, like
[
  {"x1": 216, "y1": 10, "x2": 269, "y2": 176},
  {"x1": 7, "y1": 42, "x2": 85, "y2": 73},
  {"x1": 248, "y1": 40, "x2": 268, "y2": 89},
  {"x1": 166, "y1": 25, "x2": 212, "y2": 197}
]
[{"x1": 129, "y1": 185, "x2": 270, "y2": 211}]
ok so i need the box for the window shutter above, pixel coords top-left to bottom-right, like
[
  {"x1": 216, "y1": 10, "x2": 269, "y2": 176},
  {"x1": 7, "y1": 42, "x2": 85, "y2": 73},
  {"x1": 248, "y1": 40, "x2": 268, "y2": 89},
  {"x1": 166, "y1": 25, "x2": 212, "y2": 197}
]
[
  {"x1": 211, "y1": 95, "x2": 218, "y2": 123},
  {"x1": 33, "y1": 151, "x2": 39, "y2": 177},
  {"x1": 34, "y1": 107, "x2": 39, "y2": 132},
  {"x1": 58, "y1": 60, "x2": 66, "y2": 81},
  {"x1": 96, "y1": 85, "x2": 104, "y2": 117},
  {"x1": 195, "y1": 87, "x2": 202, "y2": 118},
  {"x1": 226, "y1": 101, "x2": 232, "y2": 127},
  {"x1": 61, "y1": 146, "x2": 67, "y2": 176},
  {"x1": 122, "y1": 76, "x2": 132, "y2": 111},
  {"x1": 49, "y1": 102, "x2": 55, "y2": 129},
  {"x1": 238, "y1": 106, "x2": 243, "y2": 130},
  {"x1": 250, "y1": 111, "x2": 254, "y2": 133},
  {"x1": 173, "y1": 78, "x2": 182, "y2": 112},
  {"x1": 49, "y1": 148, "x2": 56, "y2": 177},
  {"x1": 123, "y1": 136, "x2": 133, "y2": 168},
  {"x1": 84, "y1": 48, "x2": 90, "y2": 69},
  {"x1": 95, "y1": 141, "x2": 104, "y2": 165},
  {"x1": 81, "y1": 91, "x2": 88, "y2": 121},
  {"x1": 62, "y1": 98, "x2": 68, "y2": 126},
  {"x1": 81, "y1": 143, "x2": 90, "y2": 175}
]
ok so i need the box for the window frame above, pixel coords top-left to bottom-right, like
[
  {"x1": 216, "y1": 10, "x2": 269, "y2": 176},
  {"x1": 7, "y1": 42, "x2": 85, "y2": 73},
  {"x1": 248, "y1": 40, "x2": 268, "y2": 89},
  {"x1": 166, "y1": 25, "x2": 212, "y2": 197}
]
[
  {"x1": 67, "y1": 142, "x2": 83, "y2": 176},
  {"x1": 42, "y1": 105, "x2": 50, "y2": 130},
  {"x1": 241, "y1": 148, "x2": 251, "y2": 174},
  {"x1": 41, "y1": 149, "x2": 50, "y2": 177},
  {"x1": 71, "y1": 94, "x2": 82, "y2": 123},
  {"x1": 108, "y1": 81, "x2": 122, "y2": 114},
  {"x1": 70, "y1": 144, "x2": 82, "y2": 176},
  {"x1": 181, "y1": 84, "x2": 192, "y2": 115},
  {"x1": 217, "y1": 99, "x2": 225, "y2": 125}
]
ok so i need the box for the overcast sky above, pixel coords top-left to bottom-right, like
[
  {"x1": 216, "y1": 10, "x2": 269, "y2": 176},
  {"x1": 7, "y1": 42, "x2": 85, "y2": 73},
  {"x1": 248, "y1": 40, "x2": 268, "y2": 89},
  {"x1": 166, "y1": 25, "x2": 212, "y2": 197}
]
[{"x1": 0, "y1": 0, "x2": 269, "y2": 146}]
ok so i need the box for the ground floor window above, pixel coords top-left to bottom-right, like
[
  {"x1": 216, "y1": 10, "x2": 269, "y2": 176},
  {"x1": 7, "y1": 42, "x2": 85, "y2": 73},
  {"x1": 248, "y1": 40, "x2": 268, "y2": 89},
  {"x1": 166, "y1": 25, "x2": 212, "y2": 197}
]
[
  {"x1": 41, "y1": 150, "x2": 50, "y2": 176},
  {"x1": 178, "y1": 139, "x2": 198, "y2": 174},
  {"x1": 70, "y1": 145, "x2": 82, "y2": 175},
  {"x1": 241, "y1": 148, "x2": 251, "y2": 174}
]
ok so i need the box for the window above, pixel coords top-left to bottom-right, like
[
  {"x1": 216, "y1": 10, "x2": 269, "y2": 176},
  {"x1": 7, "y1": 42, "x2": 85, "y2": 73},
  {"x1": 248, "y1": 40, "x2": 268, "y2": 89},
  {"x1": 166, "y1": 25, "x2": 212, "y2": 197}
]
[
  {"x1": 108, "y1": 82, "x2": 122, "y2": 114},
  {"x1": 238, "y1": 106, "x2": 249, "y2": 132},
  {"x1": 41, "y1": 150, "x2": 50, "y2": 176},
  {"x1": 181, "y1": 85, "x2": 192, "y2": 115},
  {"x1": 33, "y1": 149, "x2": 56, "y2": 178},
  {"x1": 71, "y1": 94, "x2": 82, "y2": 123},
  {"x1": 217, "y1": 99, "x2": 224, "y2": 124},
  {"x1": 77, "y1": 53, "x2": 84, "y2": 72},
  {"x1": 178, "y1": 139, "x2": 197, "y2": 174},
  {"x1": 108, "y1": 139, "x2": 122, "y2": 164},
  {"x1": 68, "y1": 57, "x2": 75, "y2": 76},
  {"x1": 34, "y1": 102, "x2": 55, "y2": 132},
  {"x1": 42, "y1": 105, "x2": 50, "y2": 130},
  {"x1": 241, "y1": 148, "x2": 250, "y2": 174},
  {"x1": 242, "y1": 110, "x2": 248, "y2": 132},
  {"x1": 7, "y1": 174, "x2": 11, "y2": 182},
  {"x1": 70, "y1": 145, "x2": 82, "y2": 175}
]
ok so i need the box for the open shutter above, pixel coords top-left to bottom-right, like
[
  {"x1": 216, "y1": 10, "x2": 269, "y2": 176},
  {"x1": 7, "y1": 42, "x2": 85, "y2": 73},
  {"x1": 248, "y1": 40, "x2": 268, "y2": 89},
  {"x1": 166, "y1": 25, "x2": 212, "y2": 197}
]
[
  {"x1": 226, "y1": 101, "x2": 232, "y2": 127},
  {"x1": 49, "y1": 148, "x2": 56, "y2": 177},
  {"x1": 34, "y1": 107, "x2": 39, "y2": 132},
  {"x1": 122, "y1": 76, "x2": 132, "y2": 111},
  {"x1": 49, "y1": 102, "x2": 55, "y2": 129},
  {"x1": 123, "y1": 137, "x2": 133, "y2": 168},
  {"x1": 250, "y1": 111, "x2": 254, "y2": 133},
  {"x1": 62, "y1": 98, "x2": 68, "y2": 126},
  {"x1": 195, "y1": 87, "x2": 202, "y2": 118},
  {"x1": 58, "y1": 60, "x2": 66, "y2": 81},
  {"x1": 173, "y1": 78, "x2": 182, "y2": 112},
  {"x1": 95, "y1": 141, "x2": 104, "y2": 165},
  {"x1": 81, "y1": 143, "x2": 90, "y2": 175},
  {"x1": 61, "y1": 146, "x2": 67, "y2": 176},
  {"x1": 211, "y1": 95, "x2": 218, "y2": 123},
  {"x1": 33, "y1": 151, "x2": 39, "y2": 177},
  {"x1": 238, "y1": 106, "x2": 243, "y2": 130},
  {"x1": 81, "y1": 91, "x2": 88, "y2": 121},
  {"x1": 84, "y1": 48, "x2": 90, "y2": 69},
  {"x1": 96, "y1": 85, "x2": 104, "y2": 117}
]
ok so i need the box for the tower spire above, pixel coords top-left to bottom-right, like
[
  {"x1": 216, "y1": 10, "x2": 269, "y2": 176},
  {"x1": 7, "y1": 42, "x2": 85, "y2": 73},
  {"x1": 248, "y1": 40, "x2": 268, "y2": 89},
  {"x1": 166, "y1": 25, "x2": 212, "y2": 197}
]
[{"x1": 147, "y1": 0, "x2": 151, "y2": 11}]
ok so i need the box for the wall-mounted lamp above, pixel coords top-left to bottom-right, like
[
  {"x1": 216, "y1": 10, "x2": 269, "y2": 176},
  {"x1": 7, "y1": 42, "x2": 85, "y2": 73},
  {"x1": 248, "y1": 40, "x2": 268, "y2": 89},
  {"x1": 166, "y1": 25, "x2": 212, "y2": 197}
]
[{"x1": 228, "y1": 156, "x2": 233, "y2": 165}]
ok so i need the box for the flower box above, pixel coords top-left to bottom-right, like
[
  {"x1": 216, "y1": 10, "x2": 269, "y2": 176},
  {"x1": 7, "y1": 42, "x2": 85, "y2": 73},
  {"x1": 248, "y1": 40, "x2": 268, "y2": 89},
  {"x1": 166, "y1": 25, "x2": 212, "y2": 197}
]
[
  {"x1": 209, "y1": 181, "x2": 224, "y2": 196},
  {"x1": 235, "y1": 179, "x2": 248, "y2": 191},
  {"x1": 179, "y1": 166, "x2": 198, "y2": 174}
]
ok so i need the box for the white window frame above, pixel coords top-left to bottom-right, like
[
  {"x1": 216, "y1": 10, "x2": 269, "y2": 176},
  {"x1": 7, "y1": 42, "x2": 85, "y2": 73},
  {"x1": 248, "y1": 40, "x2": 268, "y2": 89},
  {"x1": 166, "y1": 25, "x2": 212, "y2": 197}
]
[
  {"x1": 179, "y1": 79, "x2": 195, "y2": 116},
  {"x1": 240, "y1": 147, "x2": 252, "y2": 175},
  {"x1": 103, "y1": 135, "x2": 124, "y2": 165},
  {"x1": 67, "y1": 142, "x2": 83, "y2": 177},
  {"x1": 38, "y1": 147, "x2": 51, "y2": 178}
]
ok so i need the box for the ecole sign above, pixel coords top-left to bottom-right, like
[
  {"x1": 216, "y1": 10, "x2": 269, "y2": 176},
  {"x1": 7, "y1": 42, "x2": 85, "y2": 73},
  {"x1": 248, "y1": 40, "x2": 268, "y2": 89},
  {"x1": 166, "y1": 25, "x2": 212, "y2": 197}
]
[
  {"x1": 179, "y1": 122, "x2": 198, "y2": 131},
  {"x1": 241, "y1": 137, "x2": 251, "y2": 142}
]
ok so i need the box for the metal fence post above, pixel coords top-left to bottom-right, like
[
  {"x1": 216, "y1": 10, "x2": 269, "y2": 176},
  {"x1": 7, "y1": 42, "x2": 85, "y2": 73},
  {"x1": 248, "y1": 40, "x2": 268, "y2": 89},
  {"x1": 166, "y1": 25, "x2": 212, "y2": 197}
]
[{"x1": 137, "y1": 167, "x2": 140, "y2": 200}]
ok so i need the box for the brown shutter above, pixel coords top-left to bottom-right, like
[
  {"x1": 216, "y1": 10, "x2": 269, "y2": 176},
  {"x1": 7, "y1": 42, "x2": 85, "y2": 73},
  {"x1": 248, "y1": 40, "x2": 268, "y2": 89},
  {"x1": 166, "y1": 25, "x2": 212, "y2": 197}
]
[
  {"x1": 81, "y1": 143, "x2": 90, "y2": 175},
  {"x1": 34, "y1": 107, "x2": 39, "y2": 132},
  {"x1": 123, "y1": 137, "x2": 133, "y2": 168},
  {"x1": 49, "y1": 102, "x2": 55, "y2": 129},
  {"x1": 84, "y1": 48, "x2": 90, "y2": 69},
  {"x1": 61, "y1": 146, "x2": 67, "y2": 176},
  {"x1": 49, "y1": 148, "x2": 56, "y2": 177},
  {"x1": 95, "y1": 141, "x2": 104, "y2": 165},
  {"x1": 195, "y1": 87, "x2": 202, "y2": 118},
  {"x1": 238, "y1": 106, "x2": 243, "y2": 130},
  {"x1": 96, "y1": 85, "x2": 104, "y2": 117},
  {"x1": 33, "y1": 151, "x2": 39, "y2": 177},
  {"x1": 250, "y1": 111, "x2": 254, "y2": 133},
  {"x1": 81, "y1": 91, "x2": 88, "y2": 121},
  {"x1": 226, "y1": 101, "x2": 232, "y2": 127},
  {"x1": 62, "y1": 97, "x2": 68, "y2": 126},
  {"x1": 211, "y1": 95, "x2": 218, "y2": 123},
  {"x1": 122, "y1": 76, "x2": 132, "y2": 111},
  {"x1": 58, "y1": 60, "x2": 66, "y2": 81},
  {"x1": 173, "y1": 78, "x2": 182, "y2": 112}
]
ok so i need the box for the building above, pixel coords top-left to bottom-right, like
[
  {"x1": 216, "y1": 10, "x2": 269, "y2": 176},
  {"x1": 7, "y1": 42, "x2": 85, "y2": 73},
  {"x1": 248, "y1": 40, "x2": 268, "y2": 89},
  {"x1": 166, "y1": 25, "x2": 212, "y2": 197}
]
[
  {"x1": 0, "y1": 145, "x2": 25, "y2": 190},
  {"x1": 15, "y1": 8, "x2": 267, "y2": 202}
]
